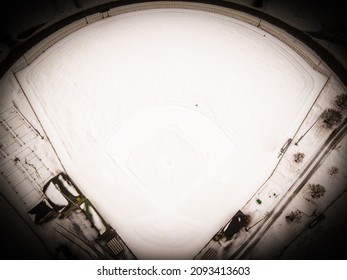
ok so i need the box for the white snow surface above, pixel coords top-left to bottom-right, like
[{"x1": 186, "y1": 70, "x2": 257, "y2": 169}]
[
  {"x1": 16, "y1": 9, "x2": 327, "y2": 259},
  {"x1": 80, "y1": 202, "x2": 107, "y2": 235},
  {"x1": 45, "y1": 182, "x2": 69, "y2": 207}
]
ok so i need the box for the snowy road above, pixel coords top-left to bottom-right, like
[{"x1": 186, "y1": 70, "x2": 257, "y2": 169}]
[
  {"x1": 15, "y1": 8, "x2": 327, "y2": 259},
  {"x1": 231, "y1": 118, "x2": 347, "y2": 259}
]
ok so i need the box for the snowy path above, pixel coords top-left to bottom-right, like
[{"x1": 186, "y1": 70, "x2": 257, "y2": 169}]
[
  {"x1": 247, "y1": 119, "x2": 347, "y2": 259},
  {"x1": 234, "y1": 119, "x2": 347, "y2": 259},
  {"x1": 16, "y1": 9, "x2": 326, "y2": 259}
]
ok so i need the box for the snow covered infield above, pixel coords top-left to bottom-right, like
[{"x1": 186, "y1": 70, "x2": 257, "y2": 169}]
[{"x1": 16, "y1": 8, "x2": 327, "y2": 259}]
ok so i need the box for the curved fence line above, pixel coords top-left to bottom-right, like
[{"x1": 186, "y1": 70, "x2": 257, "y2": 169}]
[
  {"x1": 12, "y1": 1, "x2": 328, "y2": 78},
  {"x1": 258, "y1": 21, "x2": 329, "y2": 77}
]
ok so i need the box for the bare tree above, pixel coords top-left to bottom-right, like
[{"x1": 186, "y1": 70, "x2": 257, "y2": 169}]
[
  {"x1": 335, "y1": 93, "x2": 347, "y2": 110},
  {"x1": 293, "y1": 152, "x2": 305, "y2": 163},
  {"x1": 295, "y1": 106, "x2": 343, "y2": 146},
  {"x1": 308, "y1": 183, "x2": 326, "y2": 199},
  {"x1": 321, "y1": 108, "x2": 343, "y2": 129},
  {"x1": 285, "y1": 210, "x2": 302, "y2": 223},
  {"x1": 328, "y1": 166, "x2": 338, "y2": 177}
]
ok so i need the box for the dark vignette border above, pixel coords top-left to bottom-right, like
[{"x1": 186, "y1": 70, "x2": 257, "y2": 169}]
[{"x1": 0, "y1": 0, "x2": 346, "y2": 85}]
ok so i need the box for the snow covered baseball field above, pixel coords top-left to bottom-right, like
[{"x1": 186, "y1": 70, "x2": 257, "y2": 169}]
[{"x1": 16, "y1": 8, "x2": 327, "y2": 259}]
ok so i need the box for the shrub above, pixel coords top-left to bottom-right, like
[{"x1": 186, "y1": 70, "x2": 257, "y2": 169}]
[
  {"x1": 293, "y1": 152, "x2": 305, "y2": 163},
  {"x1": 335, "y1": 93, "x2": 347, "y2": 109},
  {"x1": 321, "y1": 108, "x2": 342, "y2": 128},
  {"x1": 285, "y1": 210, "x2": 302, "y2": 223},
  {"x1": 328, "y1": 166, "x2": 338, "y2": 177},
  {"x1": 308, "y1": 183, "x2": 326, "y2": 199}
]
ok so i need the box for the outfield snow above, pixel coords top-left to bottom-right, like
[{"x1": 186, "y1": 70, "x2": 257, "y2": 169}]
[{"x1": 16, "y1": 9, "x2": 327, "y2": 259}]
